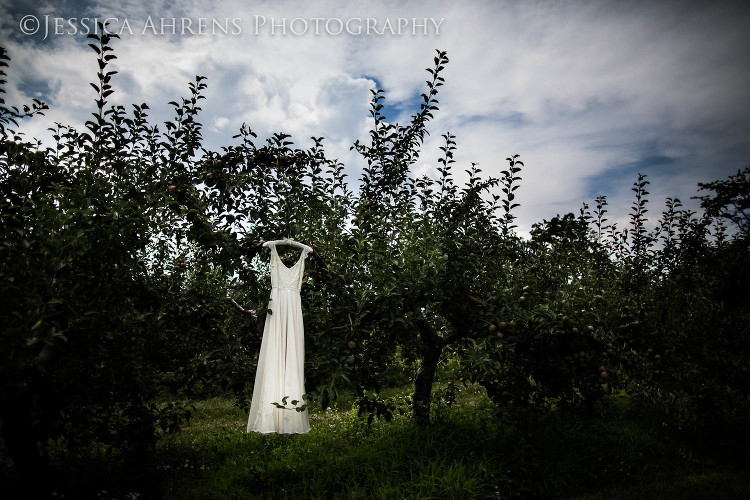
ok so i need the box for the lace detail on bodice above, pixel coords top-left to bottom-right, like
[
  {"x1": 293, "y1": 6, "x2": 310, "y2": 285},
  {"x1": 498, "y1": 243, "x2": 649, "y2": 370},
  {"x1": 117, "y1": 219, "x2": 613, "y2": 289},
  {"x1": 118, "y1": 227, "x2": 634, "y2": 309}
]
[{"x1": 270, "y1": 244, "x2": 308, "y2": 292}]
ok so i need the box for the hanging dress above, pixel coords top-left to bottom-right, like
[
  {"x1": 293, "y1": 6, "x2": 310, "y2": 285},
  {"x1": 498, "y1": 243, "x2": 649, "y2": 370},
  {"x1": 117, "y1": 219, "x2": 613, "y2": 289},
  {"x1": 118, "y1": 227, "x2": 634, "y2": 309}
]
[{"x1": 247, "y1": 243, "x2": 311, "y2": 434}]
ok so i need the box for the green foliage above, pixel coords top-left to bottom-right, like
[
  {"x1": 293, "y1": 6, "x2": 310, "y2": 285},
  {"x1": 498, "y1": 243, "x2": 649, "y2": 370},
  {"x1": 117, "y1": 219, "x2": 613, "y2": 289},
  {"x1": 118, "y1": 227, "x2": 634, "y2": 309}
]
[
  {"x1": 0, "y1": 47, "x2": 48, "y2": 136},
  {"x1": 0, "y1": 28, "x2": 226, "y2": 483},
  {"x1": 353, "y1": 390, "x2": 411, "y2": 427},
  {"x1": 695, "y1": 165, "x2": 750, "y2": 237}
]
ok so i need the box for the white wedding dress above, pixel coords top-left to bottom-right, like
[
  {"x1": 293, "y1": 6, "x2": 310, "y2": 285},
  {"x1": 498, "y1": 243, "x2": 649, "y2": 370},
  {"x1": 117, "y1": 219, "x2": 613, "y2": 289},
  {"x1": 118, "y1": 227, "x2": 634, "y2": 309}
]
[{"x1": 247, "y1": 243, "x2": 311, "y2": 434}]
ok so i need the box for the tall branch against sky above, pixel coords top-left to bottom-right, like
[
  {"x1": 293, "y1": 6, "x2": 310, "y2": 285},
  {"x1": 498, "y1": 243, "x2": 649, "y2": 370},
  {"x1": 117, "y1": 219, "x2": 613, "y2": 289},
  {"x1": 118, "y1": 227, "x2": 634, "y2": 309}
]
[{"x1": 1, "y1": 0, "x2": 748, "y2": 236}]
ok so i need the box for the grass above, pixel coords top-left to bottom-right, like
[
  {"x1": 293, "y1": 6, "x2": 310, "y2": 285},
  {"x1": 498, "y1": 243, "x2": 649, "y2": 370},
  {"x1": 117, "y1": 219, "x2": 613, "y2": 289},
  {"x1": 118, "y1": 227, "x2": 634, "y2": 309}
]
[
  {"x1": 12, "y1": 383, "x2": 748, "y2": 498},
  {"x1": 157, "y1": 384, "x2": 501, "y2": 499},
  {"x1": 566, "y1": 472, "x2": 750, "y2": 500},
  {"x1": 146, "y1": 384, "x2": 750, "y2": 499}
]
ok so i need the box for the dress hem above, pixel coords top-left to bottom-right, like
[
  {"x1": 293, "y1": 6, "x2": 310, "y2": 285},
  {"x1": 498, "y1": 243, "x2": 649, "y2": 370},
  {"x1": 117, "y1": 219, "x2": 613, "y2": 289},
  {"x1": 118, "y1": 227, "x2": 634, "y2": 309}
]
[{"x1": 246, "y1": 429, "x2": 310, "y2": 435}]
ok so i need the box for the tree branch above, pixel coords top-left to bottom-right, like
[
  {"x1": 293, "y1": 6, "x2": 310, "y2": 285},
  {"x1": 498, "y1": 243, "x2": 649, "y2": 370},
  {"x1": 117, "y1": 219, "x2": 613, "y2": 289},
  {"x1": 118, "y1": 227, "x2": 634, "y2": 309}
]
[
  {"x1": 415, "y1": 318, "x2": 443, "y2": 348},
  {"x1": 226, "y1": 296, "x2": 257, "y2": 318}
]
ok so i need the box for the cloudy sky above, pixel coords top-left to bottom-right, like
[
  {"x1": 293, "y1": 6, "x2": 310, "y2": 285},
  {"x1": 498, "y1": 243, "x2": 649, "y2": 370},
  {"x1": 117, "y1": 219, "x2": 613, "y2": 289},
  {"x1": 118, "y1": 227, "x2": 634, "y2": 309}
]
[{"x1": 2, "y1": 0, "x2": 749, "y2": 237}]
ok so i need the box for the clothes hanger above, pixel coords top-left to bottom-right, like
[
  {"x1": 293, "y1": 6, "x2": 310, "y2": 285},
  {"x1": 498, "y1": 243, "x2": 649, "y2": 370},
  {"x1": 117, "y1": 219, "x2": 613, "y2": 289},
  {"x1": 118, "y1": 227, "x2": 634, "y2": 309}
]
[{"x1": 262, "y1": 237, "x2": 313, "y2": 254}]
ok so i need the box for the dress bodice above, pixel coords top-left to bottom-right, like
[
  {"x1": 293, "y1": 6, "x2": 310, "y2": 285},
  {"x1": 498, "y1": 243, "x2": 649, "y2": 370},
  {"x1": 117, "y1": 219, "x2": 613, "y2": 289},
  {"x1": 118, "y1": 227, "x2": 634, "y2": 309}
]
[{"x1": 270, "y1": 244, "x2": 309, "y2": 292}]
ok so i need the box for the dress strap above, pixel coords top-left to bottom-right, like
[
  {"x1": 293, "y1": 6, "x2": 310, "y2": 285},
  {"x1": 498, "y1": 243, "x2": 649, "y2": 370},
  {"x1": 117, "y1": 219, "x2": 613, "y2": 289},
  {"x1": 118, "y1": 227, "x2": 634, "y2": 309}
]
[{"x1": 268, "y1": 242, "x2": 277, "y2": 260}]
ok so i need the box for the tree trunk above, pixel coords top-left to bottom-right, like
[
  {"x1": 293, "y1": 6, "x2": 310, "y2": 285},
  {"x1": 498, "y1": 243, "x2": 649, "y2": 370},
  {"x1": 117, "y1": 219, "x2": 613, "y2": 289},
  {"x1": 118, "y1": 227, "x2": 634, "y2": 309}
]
[{"x1": 412, "y1": 320, "x2": 444, "y2": 426}]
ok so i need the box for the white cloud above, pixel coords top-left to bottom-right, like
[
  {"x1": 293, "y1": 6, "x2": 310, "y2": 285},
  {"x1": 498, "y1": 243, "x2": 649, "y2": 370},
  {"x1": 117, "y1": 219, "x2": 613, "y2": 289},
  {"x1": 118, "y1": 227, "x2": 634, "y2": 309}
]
[{"x1": 2, "y1": 0, "x2": 748, "y2": 238}]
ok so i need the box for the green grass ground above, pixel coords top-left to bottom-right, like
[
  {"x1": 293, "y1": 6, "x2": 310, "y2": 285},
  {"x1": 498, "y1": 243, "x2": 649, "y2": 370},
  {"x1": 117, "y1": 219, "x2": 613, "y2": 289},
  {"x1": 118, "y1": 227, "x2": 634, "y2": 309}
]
[{"x1": 147, "y1": 385, "x2": 749, "y2": 499}]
